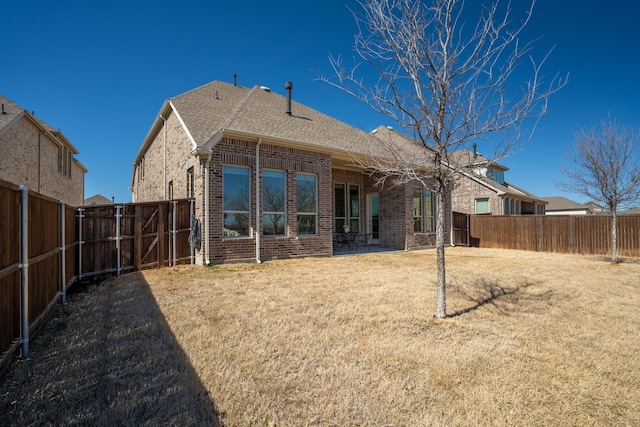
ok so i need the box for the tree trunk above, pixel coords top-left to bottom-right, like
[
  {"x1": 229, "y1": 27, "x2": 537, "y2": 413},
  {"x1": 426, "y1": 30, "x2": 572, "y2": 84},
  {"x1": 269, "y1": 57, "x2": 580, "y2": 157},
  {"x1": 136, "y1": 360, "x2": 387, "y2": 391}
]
[
  {"x1": 435, "y1": 186, "x2": 447, "y2": 318},
  {"x1": 611, "y1": 212, "x2": 618, "y2": 264}
]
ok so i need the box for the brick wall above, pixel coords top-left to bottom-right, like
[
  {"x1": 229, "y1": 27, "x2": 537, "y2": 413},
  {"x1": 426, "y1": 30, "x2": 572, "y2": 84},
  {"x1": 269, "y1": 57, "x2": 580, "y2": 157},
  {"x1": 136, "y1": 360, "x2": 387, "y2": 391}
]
[
  {"x1": 132, "y1": 114, "x2": 456, "y2": 263},
  {"x1": 0, "y1": 116, "x2": 85, "y2": 206},
  {"x1": 207, "y1": 139, "x2": 333, "y2": 263},
  {"x1": 133, "y1": 110, "x2": 199, "y2": 203},
  {"x1": 452, "y1": 174, "x2": 502, "y2": 215}
]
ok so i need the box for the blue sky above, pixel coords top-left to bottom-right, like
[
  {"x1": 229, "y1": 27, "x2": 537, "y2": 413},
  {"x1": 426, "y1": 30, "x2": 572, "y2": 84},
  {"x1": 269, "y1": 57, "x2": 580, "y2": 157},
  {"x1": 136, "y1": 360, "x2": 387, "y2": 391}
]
[{"x1": 2, "y1": 0, "x2": 639, "y2": 203}]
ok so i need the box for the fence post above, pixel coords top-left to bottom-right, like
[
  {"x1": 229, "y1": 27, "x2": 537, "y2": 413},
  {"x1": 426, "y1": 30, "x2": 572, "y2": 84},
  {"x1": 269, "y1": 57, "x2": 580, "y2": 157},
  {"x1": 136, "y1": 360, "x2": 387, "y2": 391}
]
[
  {"x1": 77, "y1": 207, "x2": 84, "y2": 280},
  {"x1": 115, "y1": 205, "x2": 121, "y2": 277},
  {"x1": 60, "y1": 200, "x2": 66, "y2": 305},
  {"x1": 19, "y1": 185, "x2": 29, "y2": 359},
  {"x1": 172, "y1": 200, "x2": 177, "y2": 266}
]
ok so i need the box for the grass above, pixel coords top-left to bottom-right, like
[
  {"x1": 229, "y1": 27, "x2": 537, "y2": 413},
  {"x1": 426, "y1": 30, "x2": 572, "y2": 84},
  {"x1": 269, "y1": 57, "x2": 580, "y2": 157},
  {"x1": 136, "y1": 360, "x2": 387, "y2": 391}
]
[{"x1": 1, "y1": 247, "x2": 639, "y2": 426}]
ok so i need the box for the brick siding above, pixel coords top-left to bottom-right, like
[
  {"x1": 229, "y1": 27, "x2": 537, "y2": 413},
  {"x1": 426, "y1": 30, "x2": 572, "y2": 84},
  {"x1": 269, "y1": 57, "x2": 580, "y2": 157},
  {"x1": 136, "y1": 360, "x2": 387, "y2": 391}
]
[
  {"x1": 0, "y1": 116, "x2": 85, "y2": 206},
  {"x1": 451, "y1": 174, "x2": 502, "y2": 215},
  {"x1": 133, "y1": 116, "x2": 454, "y2": 263}
]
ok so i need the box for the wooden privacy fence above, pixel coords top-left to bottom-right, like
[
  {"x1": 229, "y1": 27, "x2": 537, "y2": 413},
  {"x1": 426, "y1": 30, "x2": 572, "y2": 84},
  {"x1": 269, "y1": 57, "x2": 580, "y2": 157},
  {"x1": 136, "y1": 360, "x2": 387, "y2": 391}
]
[
  {"x1": 0, "y1": 179, "x2": 195, "y2": 373},
  {"x1": 469, "y1": 214, "x2": 640, "y2": 258},
  {"x1": 452, "y1": 212, "x2": 470, "y2": 246},
  {"x1": 77, "y1": 200, "x2": 195, "y2": 279}
]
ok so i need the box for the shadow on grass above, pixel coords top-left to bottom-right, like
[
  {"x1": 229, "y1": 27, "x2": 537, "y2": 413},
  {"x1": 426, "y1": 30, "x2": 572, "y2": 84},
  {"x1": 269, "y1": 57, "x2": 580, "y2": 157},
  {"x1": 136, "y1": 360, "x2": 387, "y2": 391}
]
[
  {"x1": 0, "y1": 272, "x2": 220, "y2": 426},
  {"x1": 448, "y1": 279, "x2": 550, "y2": 318}
]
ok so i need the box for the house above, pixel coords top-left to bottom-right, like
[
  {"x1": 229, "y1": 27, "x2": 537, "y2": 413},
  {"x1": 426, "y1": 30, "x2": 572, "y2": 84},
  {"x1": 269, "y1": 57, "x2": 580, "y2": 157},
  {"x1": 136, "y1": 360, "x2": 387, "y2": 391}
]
[
  {"x1": 130, "y1": 80, "x2": 452, "y2": 264},
  {"x1": 542, "y1": 196, "x2": 591, "y2": 215},
  {"x1": 84, "y1": 194, "x2": 113, "y2": 206},
  {"x1": 583, "y1": 201, "x2": 605, "y2": 214},
  {"x1": 0, "y1": 94, "x2": 86, "y2": 206},
  {"x1": 450, "y1": 147, "x2": 546, "y2": 215},
  {"x1": 620, "y1": 207, "x2": 640, "y2": 216}
]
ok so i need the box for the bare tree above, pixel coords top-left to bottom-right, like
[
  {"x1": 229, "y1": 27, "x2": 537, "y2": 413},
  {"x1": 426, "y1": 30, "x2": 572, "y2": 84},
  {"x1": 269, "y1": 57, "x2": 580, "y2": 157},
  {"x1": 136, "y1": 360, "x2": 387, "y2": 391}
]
[
  {"x1": 323, "y1": 0, "x2": 565, "y2": 317},
  {"x1": 559, "y1": 119, "x2": 640, "y2": 264}
]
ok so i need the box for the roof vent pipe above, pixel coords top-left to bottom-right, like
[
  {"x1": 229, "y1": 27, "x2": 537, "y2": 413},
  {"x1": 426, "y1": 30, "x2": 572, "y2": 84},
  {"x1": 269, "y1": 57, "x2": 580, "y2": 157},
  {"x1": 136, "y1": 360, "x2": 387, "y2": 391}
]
[
  {"x1": 1, "y1": 104, "x2": 5, "y2": 114},
  {"x1": 285, "y1": 81, "x2": 293, "y2": 116},
  {"x1": 233, "y1": 74, "x2": 237, "y2": 86},
  {"x1": 473, "y1": 143, "x2": 477, "y2": 158}
]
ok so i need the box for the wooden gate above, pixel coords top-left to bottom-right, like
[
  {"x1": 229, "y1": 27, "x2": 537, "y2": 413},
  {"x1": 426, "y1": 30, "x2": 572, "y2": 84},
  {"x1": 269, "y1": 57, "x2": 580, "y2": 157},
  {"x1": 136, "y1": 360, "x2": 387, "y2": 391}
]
[{"x1": 78, "y1": 199, "x2": 194, "y2": 278}]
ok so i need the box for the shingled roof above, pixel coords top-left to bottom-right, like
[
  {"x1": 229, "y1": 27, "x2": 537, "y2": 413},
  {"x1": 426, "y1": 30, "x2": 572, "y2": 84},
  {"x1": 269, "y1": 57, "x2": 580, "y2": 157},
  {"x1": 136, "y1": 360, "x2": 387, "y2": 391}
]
[
  {"x1": 135, "y1": 80, "x2": 430, "y2": 164},
  {"x1": 0, "y1": 93, "x2": 81, "y2": 155}
]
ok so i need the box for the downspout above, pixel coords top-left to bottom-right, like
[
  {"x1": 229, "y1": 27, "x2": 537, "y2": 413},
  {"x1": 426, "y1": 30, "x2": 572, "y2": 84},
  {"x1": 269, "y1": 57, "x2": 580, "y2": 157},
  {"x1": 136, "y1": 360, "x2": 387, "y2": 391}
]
[
  {"x1": 37, "y1": 133, "x2": 43, "y2": 193},
  {"x1": 161, "y1": 115, "x2": 167, "y2": 200},
  {"x1": 255, "y1": 138, "x2": 263, "y2": 263},
  {"x1": 449, "y1": 184, "x2": 456, "y2": 247},
  {"x1": 204, "y1": 153, "x2": 212, "y2": 265}
]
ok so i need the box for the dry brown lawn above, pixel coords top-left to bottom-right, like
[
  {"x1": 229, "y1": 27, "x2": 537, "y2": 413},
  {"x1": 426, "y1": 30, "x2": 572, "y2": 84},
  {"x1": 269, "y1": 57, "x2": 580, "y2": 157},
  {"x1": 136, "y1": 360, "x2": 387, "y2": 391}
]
[{"x1": 1, "y1": 247, "x2": 639, "y2": 426}]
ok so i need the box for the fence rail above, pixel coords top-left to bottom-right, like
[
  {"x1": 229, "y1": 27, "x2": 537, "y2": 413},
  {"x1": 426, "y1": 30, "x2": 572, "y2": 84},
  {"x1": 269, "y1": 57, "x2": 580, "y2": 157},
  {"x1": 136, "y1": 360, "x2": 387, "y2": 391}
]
[
  {"x1": 0, "y1": 179, "x2": 194, "y2": 374},
  {"x1": 469, "y1": 214, "x2": 640, "y2": 258}
]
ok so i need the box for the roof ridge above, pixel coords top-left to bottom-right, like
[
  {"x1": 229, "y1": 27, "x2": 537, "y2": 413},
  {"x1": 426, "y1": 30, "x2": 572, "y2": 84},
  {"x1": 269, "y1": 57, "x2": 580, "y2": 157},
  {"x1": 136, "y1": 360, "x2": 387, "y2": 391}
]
[
  {"x1": 170, "y1": 80, "x2": 238, "y2": 101},
  {"x1": 219, "y1": 85, "x2": 261, "y2": 130}
]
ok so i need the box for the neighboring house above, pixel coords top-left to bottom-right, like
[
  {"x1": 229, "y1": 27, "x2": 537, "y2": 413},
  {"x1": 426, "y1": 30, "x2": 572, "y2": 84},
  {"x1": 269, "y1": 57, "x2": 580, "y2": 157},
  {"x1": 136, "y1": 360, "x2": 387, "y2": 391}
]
[
  {"x1": 450, "y1": 147, "x2": 546, "y2": 215},
  {"x1": 620, "y1": 207, "x2": 640, "y2": 216},
  {"x1": 584, "y1": 201, "x2": 606, "y2": 214},
  {"x1": 84, "y1": 194, "x2": 113, "y2": 206},
  {"x1": 0, "y1": 94, "x2": 86, "y2": 206},
  {"x1": 543, "y1": 196, "x2": 591, "y2": 215},
  {"x1": 131, "y1": 80, "x2": 452, "y2": 264}
]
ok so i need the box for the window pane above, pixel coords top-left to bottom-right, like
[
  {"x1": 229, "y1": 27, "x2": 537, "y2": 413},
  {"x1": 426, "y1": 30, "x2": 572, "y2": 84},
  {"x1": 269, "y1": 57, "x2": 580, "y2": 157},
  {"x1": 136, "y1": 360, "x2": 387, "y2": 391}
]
[
  {"x1": 224, "y1": 213, "x2": 249, "y2": 236},
  {"x1": 297, "y1": 174, "x2": 316, "y2": 213},
  {"x1": 425, "y1": 190, "x2": 435, "y2": 232},
  {"x1": 223, "y1": 166, "x2": 250, "y2": 211},
  {"x1": 413, "y1": 187, "x2": 423, "y2": 232},
  {"x1": 187, "y1": 167, "x2": 195, "y2": 198},
  {"x1": 223, "y1": 166, "x2": 250, "y2": 236},
  {"x1": 476, "y1": 198, "x2": 490, "y2": 214},
  {"x1": 297, "y1": 173, "x2": 317, "y2": 235},
  {"x1": 263, "y1": 214, "x2": 285, "y2": 236},
  {"x1": 263, "y1": 170, "x2": 285, "y2": 212},
  {"x1": 263, "y1": 170, "x2": 286, "y2": 236},
  {"x1": 349, "y1": 185, "x2": 359, "y2": 218},
  {"x1": 335, "y1": 184, "x2": 346, "y2": 217},
  {"x1": 297, "y1": 215, "x2": 316, "y2": 234}
]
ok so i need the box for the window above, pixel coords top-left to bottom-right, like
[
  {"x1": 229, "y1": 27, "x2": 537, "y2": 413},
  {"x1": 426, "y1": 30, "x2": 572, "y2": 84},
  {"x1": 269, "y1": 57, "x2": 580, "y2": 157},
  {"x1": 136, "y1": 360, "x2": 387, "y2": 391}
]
[
  {"x1": 187, "y1": 167, "x2": 195, "y2": 198},
  {"x1": 296, "y1": 173, "x2": 317, "y2": 235},
  {"x1": 475, "y1": 198, "x2": 490, "y2": 214},
  {"x1": 413, "y1": 188, "x2": 436, "y2": 233},
  {"x1": 425, "y1": 190, "x2": 435, "y2": 232},
  {"x1": 67, "y1": 150, "x2": 72, "y2": 178},
  {"x1": 57, "y1": 146, "x2": 72, "y2": 178},
  {"x1": 139, "y1": 157, "x2": 145, "y2": 181},
  {"x1": 334, "y1": 183, "x2": 346, "y2": 230},
  {"x1": 334, "y1": 183, "x2": 360, "y2": 232},
  {"x1": 413, "y1": 187, "x2": 423, "y2": 232},
  {"x1": 263, "y1": 170, "x2": 286, "y2": 236},
  {"x1": 491, "y1": 168, "x2": 505, "y2": 185},
  {"x1": 349, "y1": 185, "x2": 360, "y2": 232},
  {"x1": 223, "y1": 165, "x2": 250, "y2": 237}
]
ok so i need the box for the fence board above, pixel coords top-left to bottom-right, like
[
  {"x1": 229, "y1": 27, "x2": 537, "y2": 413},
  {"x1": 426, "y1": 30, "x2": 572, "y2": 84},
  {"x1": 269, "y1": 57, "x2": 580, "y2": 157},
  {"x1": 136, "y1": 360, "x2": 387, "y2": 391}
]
[
  {"x1": 1, "y1": 179, "x2": 194, "y2": 373},
  {"x1": 470, "y1": 214, "x2": 640, "y2": 258}
]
